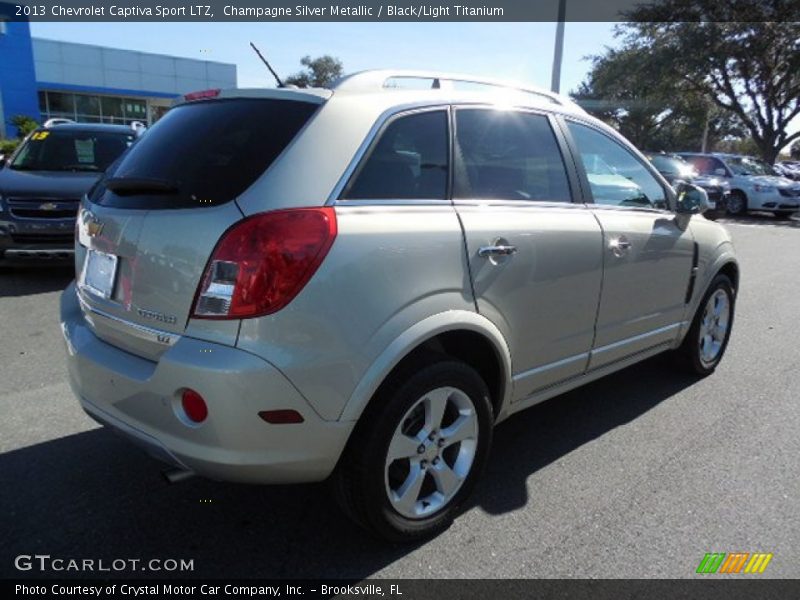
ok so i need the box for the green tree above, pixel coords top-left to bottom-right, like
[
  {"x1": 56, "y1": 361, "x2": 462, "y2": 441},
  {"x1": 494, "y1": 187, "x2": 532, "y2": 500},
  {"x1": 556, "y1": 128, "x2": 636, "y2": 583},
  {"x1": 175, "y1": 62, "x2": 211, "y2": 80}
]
[
  {"x1": 0, "y1": 139, "x2": 19, "y2": 156},
  {"x1": 284, "y1": 55, "x2": 344, "y2": 88},
  {"x1": 616, "y1": 1, "x2": 800, "y2": 163},
  {"x1": 572, "y1": 46, "x2": 745, "y2": 152},
  {"x1": 714, "y1": 137, "x2": 761, "y2": 157},
  {"x1": 9, "y1": 115, "x2": 39, "y2": 138}
]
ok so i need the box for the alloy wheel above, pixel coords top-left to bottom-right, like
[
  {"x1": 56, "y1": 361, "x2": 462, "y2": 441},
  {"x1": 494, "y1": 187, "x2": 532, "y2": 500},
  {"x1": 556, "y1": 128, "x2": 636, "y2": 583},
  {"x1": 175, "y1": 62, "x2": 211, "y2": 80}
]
[
  {"x1": 698, "y1": 288, "x2": 731, "y2": 367},
  {"x1": 384, "y1": 386, "x2": 478, "y2": 519}
]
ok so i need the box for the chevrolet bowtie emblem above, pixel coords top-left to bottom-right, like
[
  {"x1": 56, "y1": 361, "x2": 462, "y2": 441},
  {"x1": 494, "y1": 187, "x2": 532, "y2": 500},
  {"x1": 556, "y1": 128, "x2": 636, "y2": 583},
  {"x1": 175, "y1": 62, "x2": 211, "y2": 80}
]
[
  {"x1": 39, "y1": 202, "x2": 58, "y2": 211},
  {"x1": 86, "y1": 218, "x2": 104, "y2": 237}
]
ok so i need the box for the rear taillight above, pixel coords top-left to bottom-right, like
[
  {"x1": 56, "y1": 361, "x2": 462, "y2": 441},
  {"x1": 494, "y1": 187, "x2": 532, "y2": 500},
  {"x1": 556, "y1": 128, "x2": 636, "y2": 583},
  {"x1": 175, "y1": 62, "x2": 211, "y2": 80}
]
[{"x1": 192, "y1": 207, "x2": 337, "y2": 319}]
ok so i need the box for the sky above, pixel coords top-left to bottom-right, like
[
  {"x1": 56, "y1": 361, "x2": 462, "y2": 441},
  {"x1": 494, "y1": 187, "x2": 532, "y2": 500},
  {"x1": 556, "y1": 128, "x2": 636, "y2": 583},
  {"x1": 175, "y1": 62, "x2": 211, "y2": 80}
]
[{"x1": 28, "y1": 22, "x2": 620, "y2": 96}]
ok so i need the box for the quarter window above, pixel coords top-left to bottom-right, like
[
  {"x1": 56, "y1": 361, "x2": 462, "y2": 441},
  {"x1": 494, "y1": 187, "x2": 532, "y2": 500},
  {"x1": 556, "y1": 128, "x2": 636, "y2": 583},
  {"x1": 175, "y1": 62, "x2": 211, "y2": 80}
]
[
  {"x1": 568, "y1": 121, "x2": 667, "y2": 209},
  {"x1": 454, "y1": 109, "x2": 572, "y2": 202},
  {"x1": 342, "y1": 110, "x2": 449, "y2": 200}
]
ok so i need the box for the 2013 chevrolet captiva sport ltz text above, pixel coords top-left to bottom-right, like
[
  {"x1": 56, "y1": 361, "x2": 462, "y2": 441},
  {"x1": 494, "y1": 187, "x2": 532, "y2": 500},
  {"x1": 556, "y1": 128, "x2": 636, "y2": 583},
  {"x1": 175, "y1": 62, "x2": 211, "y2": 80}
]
[{"x1": 61, "y1": 71, "x2": 739, "y2": 541}]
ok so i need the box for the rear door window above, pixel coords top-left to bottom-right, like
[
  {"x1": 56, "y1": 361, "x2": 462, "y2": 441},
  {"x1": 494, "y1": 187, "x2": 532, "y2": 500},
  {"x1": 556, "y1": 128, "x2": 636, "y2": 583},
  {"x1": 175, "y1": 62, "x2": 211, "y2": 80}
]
[
  {"x1": 454, "y1": 109, "x2": 572, "y2": 202},
  {"x1": 341, "y1": 110, "x2": 449, "y2": 200},
  {"x1": 91, "y1": 99, "x2": 319, "y2": 209}
]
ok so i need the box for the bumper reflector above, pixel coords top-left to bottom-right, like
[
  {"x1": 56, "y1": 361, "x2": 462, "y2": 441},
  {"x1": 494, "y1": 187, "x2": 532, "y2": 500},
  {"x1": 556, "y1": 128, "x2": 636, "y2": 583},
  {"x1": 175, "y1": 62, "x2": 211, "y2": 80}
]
[
  {"x1": 181, "y1": 389, "x2": 208, "y2": 423},
  {"x1": 258, "y1": 409, "x2": 304, "y2": 424}
]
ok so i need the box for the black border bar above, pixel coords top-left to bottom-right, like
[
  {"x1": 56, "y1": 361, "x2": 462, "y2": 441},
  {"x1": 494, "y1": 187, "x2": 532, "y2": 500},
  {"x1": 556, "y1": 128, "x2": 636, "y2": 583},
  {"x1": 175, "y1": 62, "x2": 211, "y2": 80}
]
[
  {"x1": 5, "y1": 579, "x2": 800, "y2": 599},
  {"x1": 3, "y1": 0, "x2": 799, "y2": 22}
]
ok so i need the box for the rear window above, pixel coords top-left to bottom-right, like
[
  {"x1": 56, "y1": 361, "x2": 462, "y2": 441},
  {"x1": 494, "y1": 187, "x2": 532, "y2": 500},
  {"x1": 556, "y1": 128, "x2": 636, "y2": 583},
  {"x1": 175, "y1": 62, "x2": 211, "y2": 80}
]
[{"x1": 90, "y1": 98, "x2": 318, "y2": 209}]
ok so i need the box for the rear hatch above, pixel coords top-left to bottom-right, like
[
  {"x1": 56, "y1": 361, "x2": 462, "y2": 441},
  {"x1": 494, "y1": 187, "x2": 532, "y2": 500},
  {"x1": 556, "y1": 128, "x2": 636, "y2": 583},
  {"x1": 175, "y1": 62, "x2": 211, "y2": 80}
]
[{"x1": 75, "y1": 94, "x2": 324, "y2": 360}]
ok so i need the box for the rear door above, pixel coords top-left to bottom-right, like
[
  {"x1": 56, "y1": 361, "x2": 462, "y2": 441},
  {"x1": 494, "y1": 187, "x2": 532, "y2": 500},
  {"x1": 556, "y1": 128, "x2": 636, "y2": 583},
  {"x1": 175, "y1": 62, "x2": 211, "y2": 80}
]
[
  {"x1": 453, "y1": 107, "x2": 604, "y2": 401},
  {"x1": 563, "y1": 119, "x2": 695, "y2": 369},
  {"x1": 75, "y1": 97, "x2": 321, "y2": 360}
]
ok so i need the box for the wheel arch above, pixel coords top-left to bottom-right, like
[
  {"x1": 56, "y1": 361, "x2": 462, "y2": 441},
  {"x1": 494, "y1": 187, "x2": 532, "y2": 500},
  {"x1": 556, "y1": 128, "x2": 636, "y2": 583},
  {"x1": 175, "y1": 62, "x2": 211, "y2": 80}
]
[
  {"x1": 716, "y1": 260, "x2": 740, "y2": 293},
  {"x1": 337, "y1": 311, "x2": 513, "y2": 424},
  {"x1": 682, "y1": 252, "x2": 738, "y2": 333}
]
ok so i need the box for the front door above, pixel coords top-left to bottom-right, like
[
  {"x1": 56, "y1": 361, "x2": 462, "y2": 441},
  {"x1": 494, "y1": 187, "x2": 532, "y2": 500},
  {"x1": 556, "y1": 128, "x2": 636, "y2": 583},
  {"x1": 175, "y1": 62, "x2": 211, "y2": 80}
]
[{"x1": 564, "y1": 119, "x2": 695, "y2": 369}]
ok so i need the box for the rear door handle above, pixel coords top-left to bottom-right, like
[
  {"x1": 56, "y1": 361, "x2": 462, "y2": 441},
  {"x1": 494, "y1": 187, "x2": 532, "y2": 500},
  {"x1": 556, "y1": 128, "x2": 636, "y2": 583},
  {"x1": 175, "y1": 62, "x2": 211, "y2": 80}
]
[
  {"x1": 609, "y1": 236, "x2": 631, "y2": 255},
  {"x1": 479, "y1": 245, "x2": 518, "y2": 257}
]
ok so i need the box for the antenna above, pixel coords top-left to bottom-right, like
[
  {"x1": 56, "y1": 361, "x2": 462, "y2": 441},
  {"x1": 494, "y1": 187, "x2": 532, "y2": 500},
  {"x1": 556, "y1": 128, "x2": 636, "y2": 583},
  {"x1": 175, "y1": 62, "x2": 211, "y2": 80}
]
[{"x1": 249, "y1": 42, "x2": 284, "y2": 88}]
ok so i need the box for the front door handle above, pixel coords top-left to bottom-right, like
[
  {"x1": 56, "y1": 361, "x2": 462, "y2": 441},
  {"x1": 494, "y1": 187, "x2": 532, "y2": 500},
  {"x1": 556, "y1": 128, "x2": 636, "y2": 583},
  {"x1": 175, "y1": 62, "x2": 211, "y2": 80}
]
[
  {"x1": 609, "y1": 236, "x2": 631, "y2": 256},
  {"x1": 479, "y1": 244, "x2": 518, "y2": 258}
]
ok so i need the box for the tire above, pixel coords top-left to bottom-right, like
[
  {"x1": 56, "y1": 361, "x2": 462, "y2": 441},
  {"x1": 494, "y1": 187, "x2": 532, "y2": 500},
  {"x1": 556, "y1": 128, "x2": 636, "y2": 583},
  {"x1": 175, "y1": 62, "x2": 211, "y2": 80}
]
[
  {"x1": 676, "y1": 274, "x2": 735, "y2": 376},
  {"x1": 726, "y1": 191, "x2": 747, "y2": 216},
  {"x1": 334, "y1": 359, "x2": 494, "y2": 542}
]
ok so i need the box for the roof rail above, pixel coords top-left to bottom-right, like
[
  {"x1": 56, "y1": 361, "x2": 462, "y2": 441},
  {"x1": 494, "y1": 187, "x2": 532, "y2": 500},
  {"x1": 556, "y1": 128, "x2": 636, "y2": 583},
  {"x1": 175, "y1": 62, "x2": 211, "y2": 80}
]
[
  {"x1": 130, "y1": 121, "x2": 147, "y2": 137},
  {"x1": 43, "y1": 118, "x2": 76, "y2": 128},
  {"x1": 332, "y1": 69, "x2": 581, "y2": 110}
]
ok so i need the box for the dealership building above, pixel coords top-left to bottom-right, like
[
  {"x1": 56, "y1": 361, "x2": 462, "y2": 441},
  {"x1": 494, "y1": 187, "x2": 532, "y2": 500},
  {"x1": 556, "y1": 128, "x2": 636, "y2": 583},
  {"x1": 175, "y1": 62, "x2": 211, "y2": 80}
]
[{"x1": 0, "y1": 8, "x2": 237, "y2": 137}]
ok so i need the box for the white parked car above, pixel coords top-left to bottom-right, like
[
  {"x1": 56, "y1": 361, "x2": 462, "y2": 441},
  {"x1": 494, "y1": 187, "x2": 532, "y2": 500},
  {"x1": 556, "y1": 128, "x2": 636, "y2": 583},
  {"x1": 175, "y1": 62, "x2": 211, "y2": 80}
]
[
  {"x1": 679, "y1": 152, "x2": 800, "y2": 218},
  {"x1": 775, "y1": 161, "x2": 800, "y2": 181}
]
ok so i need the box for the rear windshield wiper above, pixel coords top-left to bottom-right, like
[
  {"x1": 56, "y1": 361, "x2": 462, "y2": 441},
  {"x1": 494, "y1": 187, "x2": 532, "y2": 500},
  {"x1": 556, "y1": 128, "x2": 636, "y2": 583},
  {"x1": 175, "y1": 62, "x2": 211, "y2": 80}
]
[{"x1": 105, "y1": 177, "x2": 180, "y2": 195}]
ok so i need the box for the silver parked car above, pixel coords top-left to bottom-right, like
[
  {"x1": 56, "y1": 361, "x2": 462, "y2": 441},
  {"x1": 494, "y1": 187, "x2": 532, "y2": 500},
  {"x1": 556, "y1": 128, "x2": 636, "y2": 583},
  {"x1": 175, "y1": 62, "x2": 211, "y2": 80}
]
[
  {"x1": 678, "y1": 152, "x2": 800, "y2": 218},
  {"x1": 61, "y1": 70, "x2": 739, "y2": 541}
]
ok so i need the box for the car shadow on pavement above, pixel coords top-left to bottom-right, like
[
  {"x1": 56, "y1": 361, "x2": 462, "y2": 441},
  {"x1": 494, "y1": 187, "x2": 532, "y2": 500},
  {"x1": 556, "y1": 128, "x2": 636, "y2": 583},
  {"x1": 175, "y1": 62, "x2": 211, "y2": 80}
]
[
  {"x1": 0, "y1": 265, "x2": 74, "y2": 298},
  {"x1": 473, "y1": 356, "x2": 696, "y2": 516},
  {"x1": 0, "y1": 357, "x2": 696, "y2": 580}
]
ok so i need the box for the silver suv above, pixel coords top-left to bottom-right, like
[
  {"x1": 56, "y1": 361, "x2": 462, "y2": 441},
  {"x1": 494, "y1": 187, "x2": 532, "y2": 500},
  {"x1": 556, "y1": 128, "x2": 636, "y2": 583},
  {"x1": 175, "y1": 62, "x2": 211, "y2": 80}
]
[{"x1": 60, "y1": 70, "x2": 739, "y2": 541}]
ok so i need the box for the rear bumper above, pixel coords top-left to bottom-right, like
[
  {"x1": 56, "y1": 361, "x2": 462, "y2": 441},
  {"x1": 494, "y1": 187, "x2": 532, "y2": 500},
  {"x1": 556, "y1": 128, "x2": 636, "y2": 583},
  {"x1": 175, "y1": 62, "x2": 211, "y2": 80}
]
[{"x1": 60, "y1": 282, "x2": 353, "y2": 484}]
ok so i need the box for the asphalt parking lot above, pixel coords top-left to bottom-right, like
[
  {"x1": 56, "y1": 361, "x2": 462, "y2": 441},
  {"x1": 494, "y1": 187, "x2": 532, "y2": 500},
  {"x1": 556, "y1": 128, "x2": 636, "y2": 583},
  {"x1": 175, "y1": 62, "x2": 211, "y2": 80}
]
[{"x1": 1, "y1": 213, "x2": 798, "y2": 580}]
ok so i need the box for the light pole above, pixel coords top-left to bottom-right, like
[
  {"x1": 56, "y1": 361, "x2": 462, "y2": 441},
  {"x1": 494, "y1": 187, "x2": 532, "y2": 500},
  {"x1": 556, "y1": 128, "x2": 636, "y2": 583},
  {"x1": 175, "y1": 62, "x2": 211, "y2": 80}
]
[{"x1": 550, "y1": 0, "x2": 567, "y2": 94}]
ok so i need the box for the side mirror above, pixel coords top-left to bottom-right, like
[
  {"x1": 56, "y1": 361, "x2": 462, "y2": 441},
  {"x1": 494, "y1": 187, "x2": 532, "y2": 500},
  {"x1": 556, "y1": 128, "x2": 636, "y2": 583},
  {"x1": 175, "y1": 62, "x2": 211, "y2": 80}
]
[
  {"x1": 675, "y1": 182, "x2": 710, "y2": 215},
  {"x1": 713, "y1": 168, "x2": 727, "y2": 176}
]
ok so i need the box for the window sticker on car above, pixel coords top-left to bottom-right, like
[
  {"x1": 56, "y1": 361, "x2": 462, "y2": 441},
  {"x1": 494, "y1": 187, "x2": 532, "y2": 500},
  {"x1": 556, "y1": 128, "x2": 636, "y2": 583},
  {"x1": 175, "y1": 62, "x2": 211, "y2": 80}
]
[
  {"x1": 31, "y1": 131, "x2": 50, "y2": 141},
  {"x1": 75, "y1": 139, "x2": 95, "y2": 163}
]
